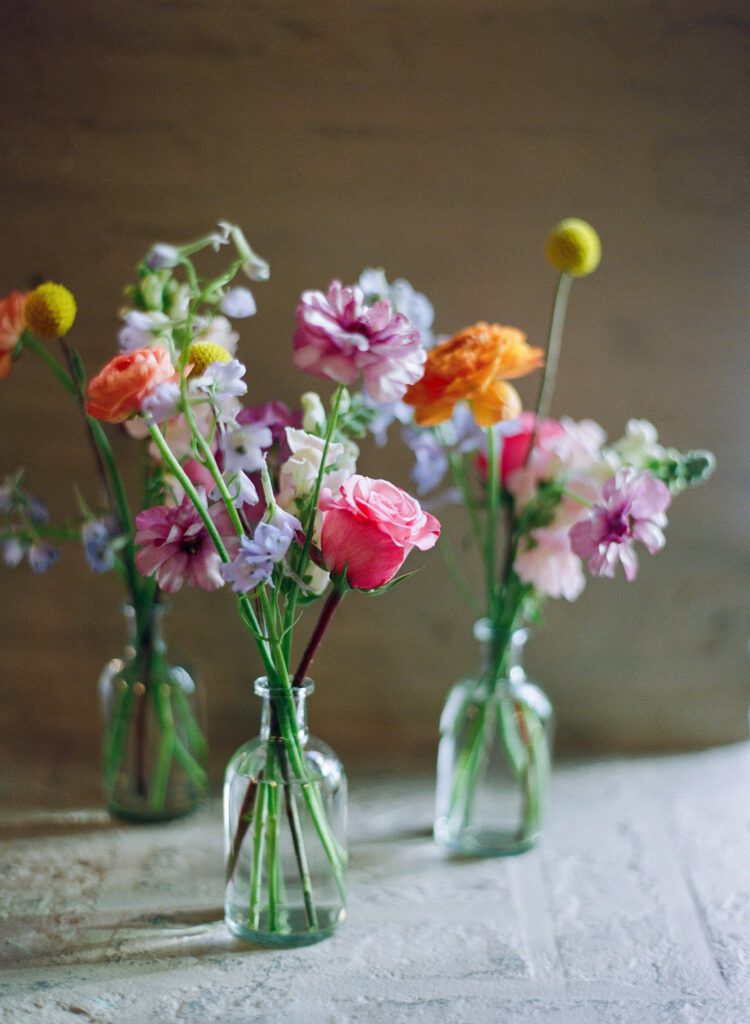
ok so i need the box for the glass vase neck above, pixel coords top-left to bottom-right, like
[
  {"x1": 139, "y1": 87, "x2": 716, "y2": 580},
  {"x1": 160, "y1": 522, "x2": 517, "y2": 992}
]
[
  {"x1": 473, "y1": 617, "x2": 529, "y2": 684},
  {"x1": 122, "y1": 601, "x2": 167, "y2": 655},
  {"x1": 254, "y1": 677, "x2": 314, "y2": 743}
]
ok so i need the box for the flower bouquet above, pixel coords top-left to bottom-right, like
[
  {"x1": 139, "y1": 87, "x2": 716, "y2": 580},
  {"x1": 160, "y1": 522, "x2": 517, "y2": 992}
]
[
  {"x1": 0, "y1": 284, "x2": 209, "y2": 820},
  {"x1": 388, "y1": 219, "x2": 714, "y2": 855},
  {"x1": 81, "y1": 224, "x2": 440, "y2": 944}
]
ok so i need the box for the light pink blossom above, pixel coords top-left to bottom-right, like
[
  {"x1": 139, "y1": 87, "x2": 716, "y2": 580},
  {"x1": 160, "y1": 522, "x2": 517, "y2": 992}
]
[
  {"x1": 569, "y1": 467, "x2": 671, "y2": 582},
  {"x1": 293, "y1": 280, "x2": 426, "y2": 403},
  {"x1": 135, "y1": 491, "x2": 239, "y2": 593},
  {"x1": 515, "y1": 527, "x2": 586, "y2": 601}
]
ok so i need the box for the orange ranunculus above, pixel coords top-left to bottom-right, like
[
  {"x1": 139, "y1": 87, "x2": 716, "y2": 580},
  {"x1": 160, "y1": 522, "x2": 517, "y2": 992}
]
[
  {"x1": 0, "y1": 291, "x2": 28, "y2": 379},
  {"x1": 403, "y1": 322, "x2": 544, "y2": 427},
  {"x1": 86, "y1": 345, "x2": 177, "y2": 423}
]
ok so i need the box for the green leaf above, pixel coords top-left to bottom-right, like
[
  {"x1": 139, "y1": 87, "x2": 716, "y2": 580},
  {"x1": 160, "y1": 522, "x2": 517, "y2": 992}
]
[{"x1": 360, "y1": 568, "x2": 421, "y2": 597}]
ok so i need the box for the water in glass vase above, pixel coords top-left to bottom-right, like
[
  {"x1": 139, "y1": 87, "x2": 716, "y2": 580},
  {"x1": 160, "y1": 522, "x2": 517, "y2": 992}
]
[
  {"x1": 224, "y1": 678, "x2": 347, "y2": 947},
  {"x1": 434, "y1": 619, "x2": 553, "y2": 856},
  {"x1": 99, "y1": 602, "x2": 208, "y2": 822}
]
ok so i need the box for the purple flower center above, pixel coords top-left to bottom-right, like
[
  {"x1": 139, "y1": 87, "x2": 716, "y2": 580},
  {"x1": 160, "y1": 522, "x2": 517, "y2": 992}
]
[
  {"x1": 181, "y1": 535, "x2": 204, "y2": 556},
  {"x1": 605, "y1": 511, "x2": 630, "y2": 542}
]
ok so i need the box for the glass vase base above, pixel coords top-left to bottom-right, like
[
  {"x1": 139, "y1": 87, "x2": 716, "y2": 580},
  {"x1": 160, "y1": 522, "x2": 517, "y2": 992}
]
[
  {"x1": 225, "y1": 905, "x2": 345, "y2": 947},
  {"x1": 107, "y1": 798, "x2": 204, "y2": 825},
  {"x1": 434, "y1": 820, "x2": 537, "y2": 857}
]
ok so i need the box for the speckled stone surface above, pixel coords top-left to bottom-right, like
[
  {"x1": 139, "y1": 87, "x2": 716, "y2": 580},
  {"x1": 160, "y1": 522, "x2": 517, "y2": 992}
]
[{"x1": 1, "y1": 745, "x2": 749, "y2": 1023}]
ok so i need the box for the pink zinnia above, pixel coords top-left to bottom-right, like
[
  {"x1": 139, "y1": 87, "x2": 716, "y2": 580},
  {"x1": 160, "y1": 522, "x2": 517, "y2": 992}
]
[
  {"x1": 135, "y1": 492, "x2": 239, "y2": 593},
  {"x1": 293, "y1": 280, "x2": 426, "y2": 403},
  {"x1": 569, "y1": 468, "x2": 671, "y2": 582}
]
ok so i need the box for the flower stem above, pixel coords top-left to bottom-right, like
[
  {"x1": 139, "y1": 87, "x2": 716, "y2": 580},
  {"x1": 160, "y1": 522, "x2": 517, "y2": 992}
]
[
  {"x1": 292, "y1": 586, "x2": 346, "y2": 687},
  {"x1": 485, "y1": 426, "x2": 499, "y2": 621},
  {"x1": 525, "y1": 272, "x2": 572, "y2": 460},
  {"x1": 21, "y1": 332, "x2": 76, "y2": 395}
]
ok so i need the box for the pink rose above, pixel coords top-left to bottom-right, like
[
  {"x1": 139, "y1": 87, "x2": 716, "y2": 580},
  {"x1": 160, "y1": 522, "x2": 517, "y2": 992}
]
[
  {"x1": 0, "y1": 291, "x2": 28, "y2": 380},
  {"x1": 86, "y1": 345, "x2": 177, "y2": 423},
  {"x1": 319, "y1": 475, "x2": 440, "y2": 590}
]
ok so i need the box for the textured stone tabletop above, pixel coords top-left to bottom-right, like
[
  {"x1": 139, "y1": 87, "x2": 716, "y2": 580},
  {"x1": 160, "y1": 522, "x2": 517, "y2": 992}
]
[{"x1": 1, "y1": 744, "x2": 749, "y2": 1024}]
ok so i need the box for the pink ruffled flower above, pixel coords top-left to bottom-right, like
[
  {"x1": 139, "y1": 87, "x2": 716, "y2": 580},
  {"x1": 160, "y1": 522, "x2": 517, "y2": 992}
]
[
  {"x1": 569, "y1": 467, "x2": 671, "y2": 582},
  {"x1": 135, "y1": 492, "x2": 239, "y2": 593},
  {"x1": 319, "y1": 475, "x2": 440, "y2": 589},
  {"x1": 293, "y1": 280, "x2": 426, "y2": 403}
]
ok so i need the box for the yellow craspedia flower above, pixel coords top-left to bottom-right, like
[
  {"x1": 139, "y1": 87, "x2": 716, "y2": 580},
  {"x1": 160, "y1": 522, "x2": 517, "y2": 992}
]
[
  {"x1": 24, "y1": 283, "x2": 77, "y2": 339},
  {"x1": 545, "y1": 219, "x2": 601, "y2": 277},
  {"x1": 188, "y1": 341, "x2": 232, "y2": 376}
]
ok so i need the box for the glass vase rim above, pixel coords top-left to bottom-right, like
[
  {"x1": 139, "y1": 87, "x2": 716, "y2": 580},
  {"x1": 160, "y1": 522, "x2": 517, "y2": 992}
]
[{"x1": 253, "y1": 676, "x2": 315, "y2": 697}]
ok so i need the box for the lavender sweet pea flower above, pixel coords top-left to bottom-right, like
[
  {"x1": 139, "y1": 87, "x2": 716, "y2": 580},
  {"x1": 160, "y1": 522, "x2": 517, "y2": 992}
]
[
  {"x1": 364, "y1": 397, "x2": 413, "y2": 447},
  {"x1": 141, "y1": 381, "x2": 181, "y2": 423},
  {"x1": 2, "y1": 537, "x2": 27, "y2": 568},
  {"x1": 221, "y1": 423, "x2": 273, "y2": 474},
  {"x1": 118, "y1": 310, "x2": 171, "y2": 352},
  {"x1": 81, "y1": 520, "x2": 116, "y2": 574},
  {"x1": 220, "y1": 516, "x2": 299, "y2": 594},
  {"x1": 191, "y1": 359, "x2": 248, "y2": 402},
  {"x1": 358, "y1": 268, "x2": 435, "y2": 347},
  {"x1": 145, "y1": 243, "x2": 180, "y2": 269},
  {"x1": 28, "y1": 542, "x2": 60, "y2": 573},
  {"x1": 217, "y1": 470, "x2": 260, "y2": 509},
  {"x1": 403, "y1": 428, "x2": 450, "y2": 496},
  {"x1": 220, "y1": 287, "x2": 257, "y2": 319}
]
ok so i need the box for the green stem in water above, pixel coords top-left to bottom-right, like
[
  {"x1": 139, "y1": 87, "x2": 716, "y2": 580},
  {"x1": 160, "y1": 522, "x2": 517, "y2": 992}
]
[{"x1": 485, "y1": 426, "x2": 500, "y2": 622}]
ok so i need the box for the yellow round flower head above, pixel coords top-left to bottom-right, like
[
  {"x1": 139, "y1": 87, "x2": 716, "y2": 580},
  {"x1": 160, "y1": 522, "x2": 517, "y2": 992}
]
[
  {"x1": 24, "y1": 283, "x2": 77, "y2": 339},
  {"x1": 545, "y1": 219, "x2": 601, "y2": 277},
  {"x1": 188, "y1": 341, "x2": 232, "y2": 376}
]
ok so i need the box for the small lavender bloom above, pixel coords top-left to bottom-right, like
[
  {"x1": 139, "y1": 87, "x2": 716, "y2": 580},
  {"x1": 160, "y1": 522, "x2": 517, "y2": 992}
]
[
  {"x1": 118, "y1": 310, "x2": 171, "y2": 352},
  {"x1": 358, "y1": 268, "x2": 435, "y2": 347},
  {"x1": 403, "y1": 428, "x2": 450, "y2": 496},
  {"x1": 221, "y1": 423, "x2": 273, "y2": 474},
  {"x1": 220, "y1": 287, "x2": 257, "y2": 319},
  {"x1": 81, "y1": 520, "x2": 116, "y2": 574},
  {"x1": 217, "y1": 471, "x2": 260, "y2": 509},
  {"x1": 28, "y1": 542, "x2": 60, "y2": 573},
  {"x1": 218, "y1": 222, "x2": 270, "y2": 281},
  {"x1": 192, "y1": 359, "x2": 248, "y2": 402},
  {"x1": 446, "y1": 404, "x2": 486, "y2": 454},
  {"x1": 3, "y1": 537, "x2": 27, "y2": 568},
  {"x1": 27, "y1": 497, "x2": 49, "y2": 524},
  {"x1": 365, "y1": 397, "x2": 413, "y2": 447},
  {"x1": 220, "y1": 519, "x2": 296, "y2": 594},
  {"x1": 266, "y1": 504, "x2": 302, "y2": 542},
  {"x1": 145, "y1": 243, "x2": 180, "y2": 269},
  {"x1": 141, "y1": 381, "x2": 181, "y2": 422}
]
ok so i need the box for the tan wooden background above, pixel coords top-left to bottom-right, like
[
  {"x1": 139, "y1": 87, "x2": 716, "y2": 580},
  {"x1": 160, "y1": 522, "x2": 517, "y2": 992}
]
[{"x1": 1, "y1": 0, "x2": 748, "y2": 799}]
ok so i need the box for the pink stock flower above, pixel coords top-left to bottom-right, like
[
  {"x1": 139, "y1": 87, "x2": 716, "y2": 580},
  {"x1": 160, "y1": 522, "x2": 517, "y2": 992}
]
[
  {"x1": 515, "y1": 527, "x2": 586, "y2": 602},
  {"x1": 319, "y1": 475, "x2": 441, "y2": 590},
  {"x1": 0, "y1": 291, "x2": 28, "y2": 379},
  {"x1": 569, "y1": 467, "x2": 671, "y2": 582},
  {"x1": 293, "y1": 280, "x2": 426, "y2": 403},
  {"x1": 135, "y1": 492, "x2": 239, "y2": 593}
]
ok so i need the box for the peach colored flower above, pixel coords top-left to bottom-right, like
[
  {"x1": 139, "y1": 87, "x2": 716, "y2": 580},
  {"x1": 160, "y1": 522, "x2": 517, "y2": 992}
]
[
  {"x1": 86, "y1": 345, "x2": 177, "y2": 423},
  {"x1": 404, "y1": 322, "x2": 543, "y2": 427},
  {"x1": 0, "y1": 291, "x2": 28, "y2": 380}
]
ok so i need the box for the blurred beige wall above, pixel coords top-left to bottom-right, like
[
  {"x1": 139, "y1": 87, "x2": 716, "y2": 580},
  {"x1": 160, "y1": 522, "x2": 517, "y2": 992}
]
[{"x1": 1, "y1": 0, "x2": 748, "y2": 802}]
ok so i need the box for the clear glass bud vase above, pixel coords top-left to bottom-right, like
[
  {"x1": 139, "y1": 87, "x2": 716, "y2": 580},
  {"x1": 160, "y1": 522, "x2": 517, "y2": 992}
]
[
  {"x1": 434, "y1": 618, "x2": 553, "y2": 856},
  {"x1": 98, "y1": 602, "x2": 208, "y2": 821},
  {"x1": 224, "y1": 678, "x2": 347, "y2": 947}
]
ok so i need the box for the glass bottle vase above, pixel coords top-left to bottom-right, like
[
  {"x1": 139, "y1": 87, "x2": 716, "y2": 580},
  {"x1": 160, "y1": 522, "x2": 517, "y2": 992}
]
[
  {"x1": 98, "y1": 602, "x2": 208, "y2": 822},
  {"x1": 434, "y1": 619, "x2": 553, "y2": 856},
  {"x1": 224, "y1": 678, "x2": 347, "y2": 947}
]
